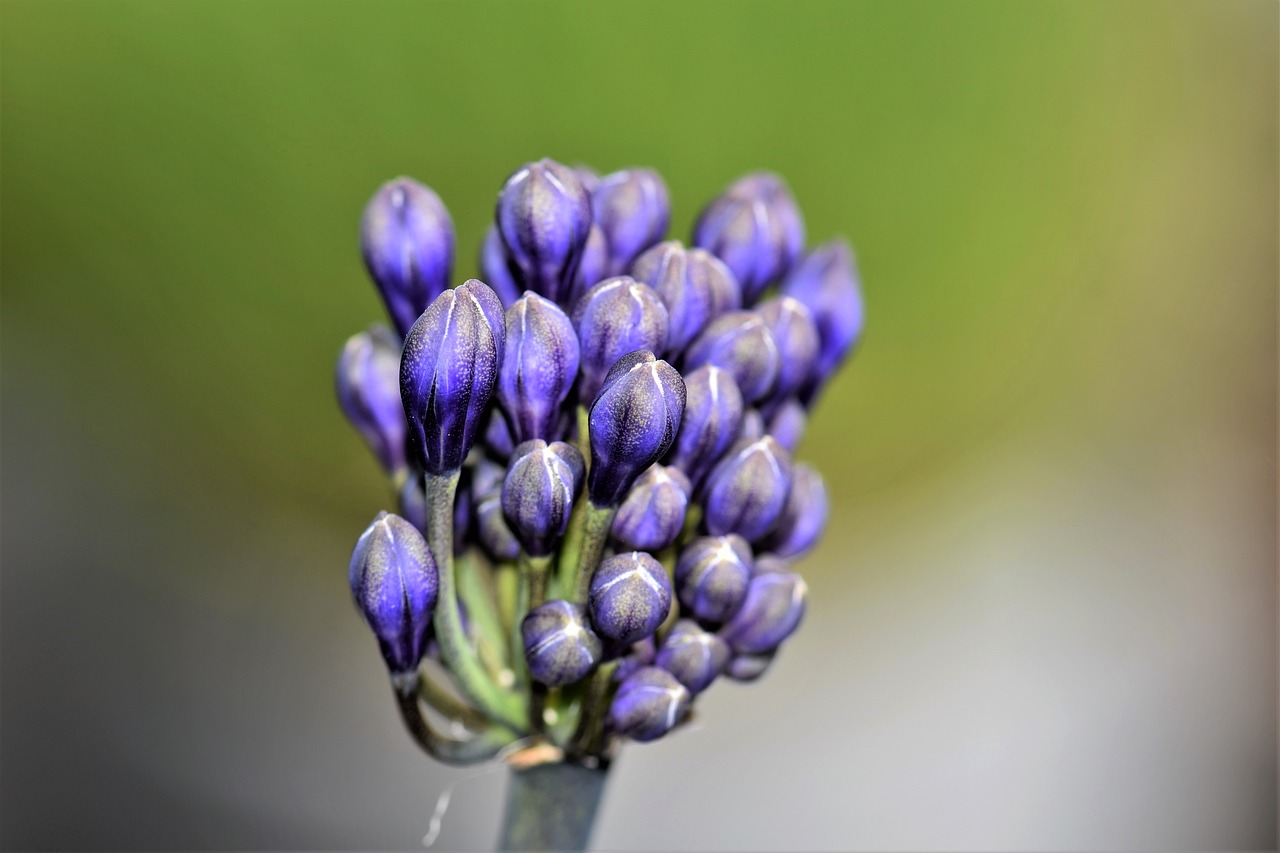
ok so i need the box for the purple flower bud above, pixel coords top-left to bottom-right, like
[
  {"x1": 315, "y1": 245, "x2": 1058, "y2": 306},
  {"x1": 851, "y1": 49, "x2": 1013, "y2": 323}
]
[
  {"x1": 719, "y1": 567, "x2": 807, "y2": 655},
  {"x1": 692, "y1": 172, "x2": 804, "y2": 305},
  {"x1": 761, "y1": 462, "x2": 828, "y2": 558},
  {"x1": 702, "y1": 436, "x2": 794, "y2": 543},
  {"x1": 675, "y1": 534, "x2": 752, "y2": 625},
  {"x1": 360, "y1": 178, "x2": 456, "y2": 337},
  {"x1": 479, "y1": 226, "x2": 523, "y2": 308},
  {"x1": 573, "y1": 277, "x2": 669, "y2": 401},
  {"x1": 684, "y1": 311, "x2": 780, "y2": 404},
  {"x1": 780, "y1": 238, "x2": 865, "y2": 403},
  {"x1": 613, "y1": 636, "x2": 657, "y2": 683},
  {"x1": 336, "y1": 325, "x2": 407, "y2": 474},
  {"x1": 765, "y1": 397, "x2": 806, "y2": 452},
  {"x1": 612, "y1": 465, "x2": 692, "y2": 551},
  {"x1": 499, "y1": 292, "x2": 580, "y2": 443},
  {"x1": 630, "y1": 241, "x2": 742, "y2": 354},
  {"x1": 655, "y1": 619, "x2": 731, "y2": 694},
  {"x1": 476, "y1": 493, "x2": 521, "y2": 562},
  {"x1": 609, "y1": 666, "x2": 690, "y2": 742},
  {"x1": 572, "y1": 224, "x2": 609, "y2": 305},
  {"x1": 400, "y1": 280, "x2": 506, "y2": 474},
  {"x1": 501, "y1": 440, "x2": 585, "y2": 557},
  {"x1": 587, "y1": 350, "x2": 686, "y2": 507},
  {"x1": 348, "y1": 512, "x2": 438, "y2": 675},
  {"x1": 739, "y1": 408, "x2": 765, "y2": 442},
  {"x1": 496, "y1": 158, "x2": 593, "y2": 304},
  {"x1": 588, "y1": 551, "x2": 673, "y2": 645},
  {"x1": 482, "y1": 408, "x2": 515, "y2": 461},
  {"x1": 725, "y1": 651, "x2": 775, "y2": 682},
  {"x1": 755, "y1": 296, "x2": 820, "y2": 402},
  {"x1": 573, "y1": 164, "x2": 601, "y2": 195},
  {"x1": 664, "y1": 365, "x2": 744, "y2": 488},
  {"x1": 470, "y1": 457, "x2": 508, "y2": 501},
  {"x1": 522, "y1": 600, "x2": 603, "y2": 687},
  {"x1": 594, "y1": 169, "x2": 671, "y2": 277}
]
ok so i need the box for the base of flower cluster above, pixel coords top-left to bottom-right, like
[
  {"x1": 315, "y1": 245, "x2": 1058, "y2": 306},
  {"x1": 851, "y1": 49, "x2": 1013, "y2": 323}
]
[{"x1": 498, "y1": 758, "x2": 610, "y2": 851}]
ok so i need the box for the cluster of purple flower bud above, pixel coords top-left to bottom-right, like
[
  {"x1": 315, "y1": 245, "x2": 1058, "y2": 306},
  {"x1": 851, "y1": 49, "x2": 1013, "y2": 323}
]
[{"x1": 337, "y1": 158, "x2": 863, "y2": 765}]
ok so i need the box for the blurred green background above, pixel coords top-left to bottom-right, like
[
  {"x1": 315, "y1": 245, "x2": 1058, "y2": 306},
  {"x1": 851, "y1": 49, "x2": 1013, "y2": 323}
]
[{"x1": 2, "y1": 1, "x2": 1275, "y2": 850}]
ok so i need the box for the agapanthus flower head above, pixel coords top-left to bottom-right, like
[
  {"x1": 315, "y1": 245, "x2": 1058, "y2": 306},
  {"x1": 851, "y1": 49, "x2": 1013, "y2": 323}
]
[
  {"x1": 702, "y1": 436, "x2": 794, "y2": 543},
  {"x1": 573, "y1": 277, "x2": 669, "y2": 401},
  {"x1": 719, "y1": 564, "x2": 807, "y2": 655},
  {"x1": 692, "y1": 172, "x2": 804, "y2": 305},
  {"x1": 588, "y1": 551, "x2": 673, "y2": 645},
  {"x1": 655, "y1": 619, "x2": 731, "y2": 694},
  {"x1": 755, "y1": 296, "x2": 820, "y2": 404},
  {"x1": 630, "y1": 240, "x2": 742, "y2": 354},
  {"x1": 684, "y1": 311, "x2": 781, "y2": 404},
  {"x1": 349, "y1": 511, "x2": 438, "y2": 675},
  {"x1": 360, "y1": 177, "x2": 455, "y2": 337},
  {"x1": 496, "y1": 158, "x2": 593, "y2": 304},
  {"x1": 609, "y1": 666, "x2": 690, "y2": 742},
  {"x1": 587, "y1": 350, "x2": 685, "y2": 507},
  {"x1": 761, "y1": 462, "x2": 828, "y2": 558},
  {"x1": 780, "y1": 238, "x2": 864, "y2": 404},
  {"x1": 336, "y1": 325, "x2": 407, "y2": 474},
  {"x1": 675, "y1": 534, "x2": 753, "y2": 625},
  {"x1": 498, "y1": 292, "x2": 580, "y2": 444},
  {"x1": 400, "y1": 279, "x2": 505, "y2": 474},
  {"x1": 664, "y1": 364, "x2": 745, "y2": 488},
  {"x1": 593, "y1": 168, "x2": 671, "y2": 277},
  {"x1": 501, "y1": 439, "x2": 585, "y2": 557},
  {"x1": 611, "y1": 464, "x2": 692, "y2": 551},
  {"x1": 523, "y1": 600, "x2": 603, "y2": 687}
]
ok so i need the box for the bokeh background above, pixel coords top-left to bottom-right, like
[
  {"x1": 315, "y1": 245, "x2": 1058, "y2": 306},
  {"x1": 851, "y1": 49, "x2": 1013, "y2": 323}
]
[{"x1": 2, "y1": 1, "x2": 1275, "y2": 850}]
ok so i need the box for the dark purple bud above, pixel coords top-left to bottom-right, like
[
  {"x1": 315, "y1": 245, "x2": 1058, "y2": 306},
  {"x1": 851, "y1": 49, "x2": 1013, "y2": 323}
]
[
  {"x1": 702, "y1": 436, "x2": 794, "y2": 543},
  {"x1": 612, "y1": 465, "x2": 691, "y2": 551},
  {"x1": 613, "y1": 636, "x2": 657, "y2": 683},
  {"x1": 479, "y1": 226, "x2": 523, "y2": 308},
  {"x1": 692, "y1": 172, "x2": 804, "y2": 305},
  {"x1": 755, "y1": 296, "x2": 820, "y2": 402},
  {"x1": 361, "y1": 178, "x2": 456, "y2": 337},
  {"x1": 630, "y1": 241, "x2": 742, "y2": 354},
  {"x1": 496, "y1": 158, "x2": 593, "y2": 304},
  {"x1": 348, "y1": 512, "x2": 438, "y2": 675},
  {"x1": 336, "y1": 325, "x2": 407, "y2": 474},
  {"x1": 482, "y1": 408, "x2": 515, "y2": 461},
  {"x1": 587, "y1": 350, "x2": 686, "y2": 507},
  {"x1": 765, "y1": 397, "x2": 806, "y2": 452},
  {"x1": 664, "y1": 365, "x2": 744, "y2": 488},
  {"x1": 594, "y1": 169, "x2": 671, "y2": 277},
  {"x1": 588, "y1": 551, "x2": 673, "y2": 645},
  {"x1": 400, "y1": 280, "x2": 506, "y2": 474},
  {"x1": 655, "y1": 619, "x2": 730, "y2": 694},
  {"x1": 499, "y1": 292, "x2": 580, "y2": 443},
  {"x1": 522, "y1": 600, "x2": 603, "y2": 687},
  {"x1": 761, "y1": 462, "x2": 828, "y2": 558},
  {"x1": 719, "y1": 567, "x2": 807, "y2": 655},
  {"x1": 780, "y1": 238, "x2": 865, "y2": 403},
  {"x1": 572, "y1": 224, "x2": 609, "y2": 304},
  {"x1": 609, "y1": 666, "x2": 690, "y2": 742},
  {"x1": 476, "y1": 493, "x2": 521, "y2": 562},
  {"x1": 501, "y1": 440, "x2": 585, "y2": 557},
  {"x1": 675, "y1": 534, "x2": 752, "y2": 625},
  {"x1": 470, "y1": 457, "x2": 508, "y2": 501},
  {"x1": 573, "y1": 277, "x2": 669, "y2": 401},
  {"x1": 725, "y1": 651, "x2": 775, "y2": 682},
  {"x1": 684, "y1": 311, "x2": 780, "y2": 403}
]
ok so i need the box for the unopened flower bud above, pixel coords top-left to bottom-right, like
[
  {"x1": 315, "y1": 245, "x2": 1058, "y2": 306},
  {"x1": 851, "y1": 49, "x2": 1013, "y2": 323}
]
[
  {"x1": 482, "y1": 409, "x2": 515, "y2": 461},
  {"x1": 587, "y1": 350, "x2": 686, "y2": 507},
  {"x1": 348, "y1": 512, "x2": 438, "y2": 675},
  {"x1": 761, "y1": 462, "x2": 828, "y2": 558},
  {"x1": 755, "y1": 296, "x2": 820, "y2": 402},
  {"x1": 664, "y1": 365, "x2": 744, "y2": 488},
  {"x1": 360, "y1": 178, "x2": 455, "y2": 337},
  {"x1": 725, "y1": 651, "x2": 775, "y2": 682},
  {"x1": 572, "y1": 224, "x2": 609, "y2": 304},
  {"x1": 630, "y1": 241, "x2": 741, "y2": 354},
  {"x1": 655, "y1": 620, "x2": 730, "y2": 694},
  {"x1": 692, "y1": 172, "x2": 804, "y2": 305},
  {"x1": 613, "y1": 636, "x2": 657, "y2": 683},
  {"x1": 499, "y1": 292, "x2": 580, "y2": 443},
  {"x1": 496, "y1": 158, "x2": 593, "y2": 304},
  {"x1": 684, "y1": 311, "x2": 780, "y2": 403},
  {"x1": 739, "y1": 408, "x2": 765, "y2": 442},
  {"x1": 594, "y1": 168, "x2": 670, "y2": 277},
  {"x1": 675, "y1": 534, "x2": 752, "y2": 625},
  {"x1": 522, "y1": 600, "x2": 603, "y2": 687},
  {"x1": 479, "y1": 226, "x2": 523, "y2": 308},
  {"x1": 612, "y1": 465, "x2": 691, "y2": 551},
  {"x1": 573, "y1": 164, "x2": 601, "y2": 195},
  {"x1": 719, "y1": 567, "x2": 807, "y2": 655},
  {"x1": 573, "y1": 277, "x2": 669, "y2": 401},
  {"x1": 400, "y1": 280, "x2": 505, "y2": 474},
  {"x1": 336, "y1": 325, "x2": 407, "y2": 474},
  {"x1": 476, "y1": 493, "x2": 521, "y2": 562},
  {"x1": 588, "y1": 551, "x2": 673, "y2": 645},
  {"x1": 609, "y1": 666, "x2": 690, "y2": 742},
  {"x1": 501, "y1": 440, "x2": 585, "y2": 557},
  {"x1": 702, "y1": 436, "x2": 793, "y2": 543},
  {"x1": 780, "y1": 238, "x2": 865, "y2": 403},
  {"x1": 765, "y1": 397, "x2": 806, "y2": 452}
]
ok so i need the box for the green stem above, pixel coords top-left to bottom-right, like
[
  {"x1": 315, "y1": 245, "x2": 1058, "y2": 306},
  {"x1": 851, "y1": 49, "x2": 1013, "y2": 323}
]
[
  {"x1": 393, "y1": 683, "x2": 514, "y2": 766},
  {"x1": 571, "y1": 503, "x2": 618, "y2": 603},
  {"x1": 497, "y1": 761, "x2": 609, "y2": 851},
  {"x1": 570, "y1": 660, "x2": 618, "y2": 758},
  {"x1": 417, "y1": 670, "x2": 491, "y2": 732},
  {"x1": 457, "y1": 550, "x2": 512, "y2": 675},
  {"x1": 424, "y1": 471, "x2": 527, "y2": 732}
]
